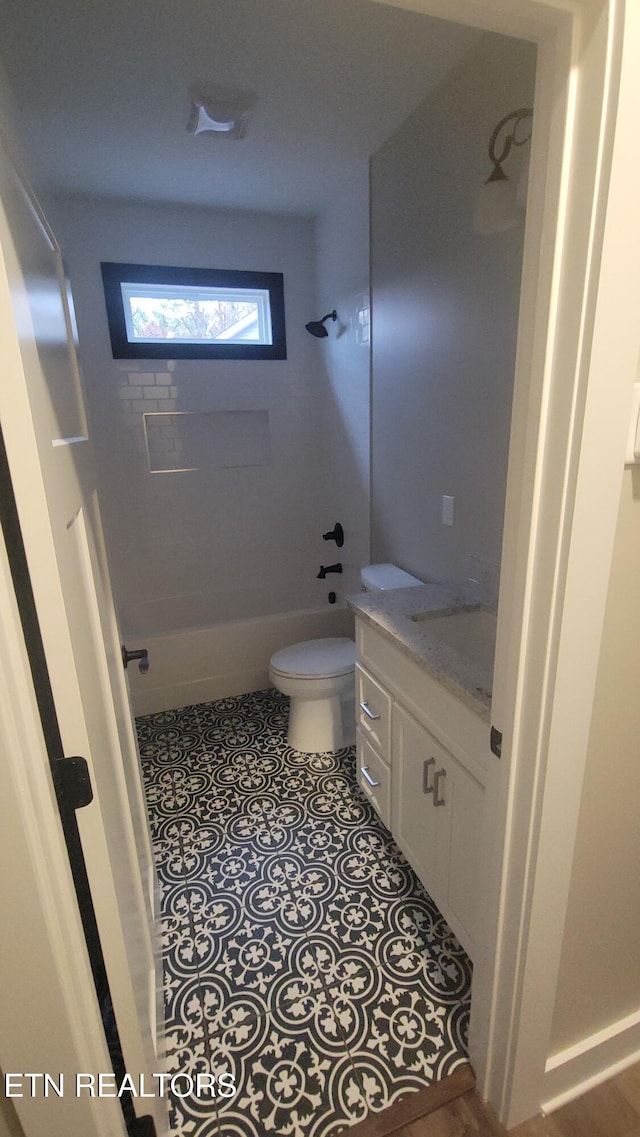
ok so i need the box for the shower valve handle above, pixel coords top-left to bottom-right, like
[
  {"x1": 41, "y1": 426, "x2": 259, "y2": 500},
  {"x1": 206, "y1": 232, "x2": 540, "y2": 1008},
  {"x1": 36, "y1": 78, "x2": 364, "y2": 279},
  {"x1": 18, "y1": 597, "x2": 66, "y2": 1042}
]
[{"x1": 322, "y1": 523, "x2": 344, "y2": 548}]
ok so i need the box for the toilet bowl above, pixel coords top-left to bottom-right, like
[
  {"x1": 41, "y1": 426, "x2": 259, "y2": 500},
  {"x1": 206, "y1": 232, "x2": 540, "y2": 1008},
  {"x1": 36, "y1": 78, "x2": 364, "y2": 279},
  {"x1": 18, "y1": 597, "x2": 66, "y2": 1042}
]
[
  {"x1": 269, "y1": 637, "x2": 356, "y2": 753},
  {"x1": 268, "y1": 564, "x2": 423, "y2": 754}
]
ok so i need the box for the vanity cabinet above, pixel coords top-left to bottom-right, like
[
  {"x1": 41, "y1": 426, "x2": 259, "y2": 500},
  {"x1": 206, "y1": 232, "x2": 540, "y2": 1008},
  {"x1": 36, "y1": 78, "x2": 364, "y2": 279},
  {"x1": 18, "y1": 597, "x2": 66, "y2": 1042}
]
[{"x1": 355, "y1": 619, "x2": 488, "y2": 959}]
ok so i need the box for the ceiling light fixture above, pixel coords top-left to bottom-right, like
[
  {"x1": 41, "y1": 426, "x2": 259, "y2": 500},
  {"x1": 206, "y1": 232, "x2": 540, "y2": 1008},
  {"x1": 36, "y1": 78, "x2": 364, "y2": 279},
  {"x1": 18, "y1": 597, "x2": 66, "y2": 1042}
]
[
  {"x1": 186, "y1": 86, "x2": 255, "y2": 140},
  {"x1": 473, "y1": 108, "x2": 533, "y2": 235}
]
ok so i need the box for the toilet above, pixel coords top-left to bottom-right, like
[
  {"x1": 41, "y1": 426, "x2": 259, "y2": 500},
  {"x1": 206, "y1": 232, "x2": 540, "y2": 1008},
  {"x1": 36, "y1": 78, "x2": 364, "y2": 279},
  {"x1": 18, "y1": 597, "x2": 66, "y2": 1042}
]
[{"x1": 269, "y1": 563, "x2": 423, "y2": 753}]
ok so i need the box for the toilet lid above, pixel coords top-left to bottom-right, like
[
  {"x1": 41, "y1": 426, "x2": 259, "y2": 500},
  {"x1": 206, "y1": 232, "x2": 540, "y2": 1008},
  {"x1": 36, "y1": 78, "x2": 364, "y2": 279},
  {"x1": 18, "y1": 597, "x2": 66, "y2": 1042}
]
[{"x1": 270, "y1": 637, "x2": 356, "y2": 679}]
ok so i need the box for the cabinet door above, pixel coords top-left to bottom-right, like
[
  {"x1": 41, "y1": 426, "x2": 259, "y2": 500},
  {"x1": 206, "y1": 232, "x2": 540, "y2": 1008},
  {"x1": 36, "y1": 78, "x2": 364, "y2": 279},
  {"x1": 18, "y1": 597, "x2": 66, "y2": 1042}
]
[
  {"x1": 392, "y1": 704, "x2": 483, "y2": 957},
  {"x1": 392, "y1": 704, "x2": 445, "y2": 911}
]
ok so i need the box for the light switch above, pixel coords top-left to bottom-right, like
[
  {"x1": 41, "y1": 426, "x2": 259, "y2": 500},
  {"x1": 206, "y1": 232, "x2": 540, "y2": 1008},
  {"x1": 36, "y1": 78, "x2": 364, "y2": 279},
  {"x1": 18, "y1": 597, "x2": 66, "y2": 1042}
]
[{"x1": 442, "y1": 495, "x2": 455, "y2": 526}]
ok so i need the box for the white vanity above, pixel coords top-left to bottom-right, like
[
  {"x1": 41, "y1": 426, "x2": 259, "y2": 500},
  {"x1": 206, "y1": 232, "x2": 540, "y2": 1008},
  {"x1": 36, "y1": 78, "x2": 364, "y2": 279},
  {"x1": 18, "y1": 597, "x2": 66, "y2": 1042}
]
[{"x1": 347, "y1": 583, "x2": 494, "y2": 961}]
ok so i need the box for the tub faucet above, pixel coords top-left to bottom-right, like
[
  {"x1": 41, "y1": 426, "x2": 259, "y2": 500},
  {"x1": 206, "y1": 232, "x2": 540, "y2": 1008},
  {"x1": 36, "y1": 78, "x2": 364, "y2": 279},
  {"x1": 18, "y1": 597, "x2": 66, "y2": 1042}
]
[{"x1": 317, "y1": 563, "x2": 342, "y2": 579}]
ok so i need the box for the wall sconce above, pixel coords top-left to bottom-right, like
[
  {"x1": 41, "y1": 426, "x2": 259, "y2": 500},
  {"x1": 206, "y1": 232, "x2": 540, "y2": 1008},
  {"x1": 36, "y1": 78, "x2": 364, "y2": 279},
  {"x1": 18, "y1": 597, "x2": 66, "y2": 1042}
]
[{"x1": 474, "y1": 108, "x2": 533, "y2": 235}]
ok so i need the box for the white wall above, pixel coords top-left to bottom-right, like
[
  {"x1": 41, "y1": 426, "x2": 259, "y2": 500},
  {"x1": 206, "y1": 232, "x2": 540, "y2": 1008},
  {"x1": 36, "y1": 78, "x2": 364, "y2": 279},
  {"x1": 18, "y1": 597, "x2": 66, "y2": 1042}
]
[
  {"x1": 369, "y1": 32, "x2": 536, "y2": 600},
  {"x1": 314, "y1": 166, "x2": 371, "y2": 597},
  {"x1": 549, "y1": 467, "x2": 640, "y2": 1052},
  {"x1": 48, "y1": 195, "x2": 342, "y2": 639}
]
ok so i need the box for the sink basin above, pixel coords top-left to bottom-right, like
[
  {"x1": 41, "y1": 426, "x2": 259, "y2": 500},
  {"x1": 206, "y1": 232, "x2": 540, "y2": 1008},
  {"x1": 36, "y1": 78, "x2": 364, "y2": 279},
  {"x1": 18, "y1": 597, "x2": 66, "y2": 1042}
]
[{"x1": 410, "y1": 604, "x2": 497, "y2": 674}]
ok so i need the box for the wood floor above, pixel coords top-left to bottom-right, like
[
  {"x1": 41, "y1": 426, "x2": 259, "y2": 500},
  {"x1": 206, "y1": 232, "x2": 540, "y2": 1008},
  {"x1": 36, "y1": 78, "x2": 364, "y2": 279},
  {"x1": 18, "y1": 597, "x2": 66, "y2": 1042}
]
[{"x1": 390, "y1": 1062, "x2": 640, "y2": 1137}]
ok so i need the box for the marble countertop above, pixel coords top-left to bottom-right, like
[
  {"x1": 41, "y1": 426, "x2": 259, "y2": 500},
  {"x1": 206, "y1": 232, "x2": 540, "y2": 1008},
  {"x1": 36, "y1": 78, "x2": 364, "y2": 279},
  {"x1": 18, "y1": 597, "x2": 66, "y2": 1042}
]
[{"x1": 346, "y1": 582, "x2": 495, "y2": 721}]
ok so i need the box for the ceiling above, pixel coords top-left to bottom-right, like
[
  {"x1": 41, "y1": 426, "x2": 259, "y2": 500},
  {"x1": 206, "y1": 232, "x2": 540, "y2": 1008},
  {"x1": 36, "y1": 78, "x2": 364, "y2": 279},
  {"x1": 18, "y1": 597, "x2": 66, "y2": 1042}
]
[{"x1": 0, "y1": 0, "x2": 481, "y2": 216}]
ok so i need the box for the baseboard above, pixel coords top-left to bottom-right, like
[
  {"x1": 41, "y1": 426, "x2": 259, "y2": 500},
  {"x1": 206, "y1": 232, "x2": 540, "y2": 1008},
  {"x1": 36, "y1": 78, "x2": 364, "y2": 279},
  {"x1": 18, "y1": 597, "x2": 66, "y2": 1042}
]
[
  {"x1": 345, "y1": 1063, "x2": 475, "y2": 1137},
  {"x1": 542, "y1": 1007, "x2": 640, "y2": 1113}
]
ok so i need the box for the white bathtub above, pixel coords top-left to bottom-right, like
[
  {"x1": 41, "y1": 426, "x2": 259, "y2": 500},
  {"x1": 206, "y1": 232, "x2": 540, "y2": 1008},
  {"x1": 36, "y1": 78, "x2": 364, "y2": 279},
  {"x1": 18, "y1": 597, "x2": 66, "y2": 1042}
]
[{"x1": 125, "y1": 604, "x2": 356, "y2": 717}]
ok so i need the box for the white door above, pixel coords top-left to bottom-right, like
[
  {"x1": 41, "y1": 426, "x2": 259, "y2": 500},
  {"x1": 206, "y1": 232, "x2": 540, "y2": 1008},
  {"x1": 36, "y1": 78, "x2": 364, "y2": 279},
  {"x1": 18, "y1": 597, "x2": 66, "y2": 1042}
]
[{"x1": 0, "y1": 142, "x2": 164, "y2": 1133}]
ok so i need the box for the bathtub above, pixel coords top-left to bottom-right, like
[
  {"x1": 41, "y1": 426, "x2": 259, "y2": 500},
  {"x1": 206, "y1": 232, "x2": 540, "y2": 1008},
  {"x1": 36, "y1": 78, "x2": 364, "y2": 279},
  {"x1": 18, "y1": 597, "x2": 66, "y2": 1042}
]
[{"x1": 125, "y1": 604, "x2": 356, "y2": 717}]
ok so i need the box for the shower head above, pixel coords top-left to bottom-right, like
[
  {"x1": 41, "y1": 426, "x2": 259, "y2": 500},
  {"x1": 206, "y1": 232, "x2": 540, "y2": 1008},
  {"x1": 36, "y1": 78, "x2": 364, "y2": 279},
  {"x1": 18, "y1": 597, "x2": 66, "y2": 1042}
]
[{"x1": 305, "y1": 310, "x2": 337, "y2": 338}]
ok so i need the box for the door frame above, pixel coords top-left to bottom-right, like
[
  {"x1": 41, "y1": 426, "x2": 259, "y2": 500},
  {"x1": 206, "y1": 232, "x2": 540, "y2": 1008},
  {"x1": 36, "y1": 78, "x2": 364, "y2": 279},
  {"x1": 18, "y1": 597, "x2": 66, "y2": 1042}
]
[{"x1": 0, "y1": 0, "x2": 637, "y2": 1130}]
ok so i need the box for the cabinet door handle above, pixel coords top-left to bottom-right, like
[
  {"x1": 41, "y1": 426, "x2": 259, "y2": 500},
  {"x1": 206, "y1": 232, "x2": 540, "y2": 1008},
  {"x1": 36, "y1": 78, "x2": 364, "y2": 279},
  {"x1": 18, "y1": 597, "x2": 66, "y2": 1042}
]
[
  {"x1": 359, "y1": 700, "x2": 381, "y2": 721},
  {"x1": 433, "y1": 768, "x2": 447, "y2": 807},
  {"x1": 423, "y1": 757, "x2": 436, "y2": 794},
  {"x1": 360, "y1": 765, "x2": 381, "y2": 788}
]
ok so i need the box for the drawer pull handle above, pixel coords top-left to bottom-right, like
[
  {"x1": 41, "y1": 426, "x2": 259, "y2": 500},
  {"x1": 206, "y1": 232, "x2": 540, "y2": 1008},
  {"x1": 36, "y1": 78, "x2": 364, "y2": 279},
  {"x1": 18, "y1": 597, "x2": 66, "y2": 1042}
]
[
  {"x1": 423, "y1": 757, "x2": 435, "y2": 794},
  {"x1": 361, "y1": 765, "x2": 381, "y2": 788},
  {"x1": 359, "y1": 700, "x2": 381, "y2": 721},
  {"x1": 433, "y1": 768, "x2": 446, "y2": 807}
]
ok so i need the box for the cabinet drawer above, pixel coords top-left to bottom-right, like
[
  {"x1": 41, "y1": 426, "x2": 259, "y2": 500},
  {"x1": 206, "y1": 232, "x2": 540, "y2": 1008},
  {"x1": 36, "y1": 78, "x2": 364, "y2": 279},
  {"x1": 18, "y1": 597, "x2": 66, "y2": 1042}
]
[
  {"x1": 356, "y1": 728, "x2": 391, "y2": 828},
  {"x1": 355, "y1": 662, "x2": 391, "y2": 757}
]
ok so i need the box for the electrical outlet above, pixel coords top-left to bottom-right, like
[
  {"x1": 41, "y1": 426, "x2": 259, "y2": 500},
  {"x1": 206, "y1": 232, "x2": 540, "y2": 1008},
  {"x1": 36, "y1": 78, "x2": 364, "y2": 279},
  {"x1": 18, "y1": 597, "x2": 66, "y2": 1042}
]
[{"x1": 442, "y1": 495, "x2": 455, "y2": 526}]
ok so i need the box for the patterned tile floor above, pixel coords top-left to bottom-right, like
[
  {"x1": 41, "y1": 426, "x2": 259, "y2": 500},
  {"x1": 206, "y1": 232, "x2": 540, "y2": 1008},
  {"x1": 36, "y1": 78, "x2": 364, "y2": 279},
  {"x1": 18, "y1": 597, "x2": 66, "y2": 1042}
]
[{"x1": 137, "y1": 688, "x2": 472, "y2": 1137}]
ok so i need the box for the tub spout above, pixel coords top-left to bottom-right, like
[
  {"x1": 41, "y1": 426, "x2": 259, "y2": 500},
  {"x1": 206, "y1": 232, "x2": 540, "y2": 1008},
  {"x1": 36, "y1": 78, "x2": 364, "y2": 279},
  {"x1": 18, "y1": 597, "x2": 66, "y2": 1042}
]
[{"x1": 317, "y1": 563, "x2": 342, "y2": 579}]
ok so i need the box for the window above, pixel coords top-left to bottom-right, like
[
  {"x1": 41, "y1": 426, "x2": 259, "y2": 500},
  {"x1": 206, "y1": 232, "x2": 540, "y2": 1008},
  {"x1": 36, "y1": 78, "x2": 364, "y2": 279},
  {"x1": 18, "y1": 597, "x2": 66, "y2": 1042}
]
[{"x1": 101, "y1": 262, "x2": 286, "y2": 360}]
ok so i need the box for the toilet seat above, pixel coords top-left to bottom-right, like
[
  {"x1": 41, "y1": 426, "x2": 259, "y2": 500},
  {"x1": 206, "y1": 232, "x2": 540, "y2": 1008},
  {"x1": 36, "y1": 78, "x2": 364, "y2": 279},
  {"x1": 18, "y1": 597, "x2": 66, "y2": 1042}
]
[{"x1": 269, "y1": 637, "x2": 355, "y2": 680}]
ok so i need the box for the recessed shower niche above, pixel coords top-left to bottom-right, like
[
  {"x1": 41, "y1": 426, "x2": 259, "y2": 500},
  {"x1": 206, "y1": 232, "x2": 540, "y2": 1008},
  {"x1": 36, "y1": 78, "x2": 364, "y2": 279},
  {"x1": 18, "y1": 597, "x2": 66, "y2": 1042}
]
[{"x1": 143, "y1": 409, "x2": 272, "y2": 474}]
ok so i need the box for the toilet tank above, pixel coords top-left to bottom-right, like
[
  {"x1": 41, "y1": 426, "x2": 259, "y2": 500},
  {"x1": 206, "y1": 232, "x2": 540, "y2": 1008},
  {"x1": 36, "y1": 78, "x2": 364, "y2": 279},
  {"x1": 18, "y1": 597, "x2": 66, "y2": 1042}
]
[{"x1": 360, "y1": 563, "x2": 423, "y2": 592}]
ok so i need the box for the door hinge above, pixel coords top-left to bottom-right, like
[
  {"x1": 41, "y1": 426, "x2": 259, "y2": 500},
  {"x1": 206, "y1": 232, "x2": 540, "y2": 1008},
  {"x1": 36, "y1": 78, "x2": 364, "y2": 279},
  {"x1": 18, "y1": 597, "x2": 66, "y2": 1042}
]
[
  {"x1": 132, "y1": 1117, "x2": 157, "y2": 1137},
  {"x1": 490, "y1": 726, "x2": 502, "y2": 758},
  {"x1": 53, "y1": 756, "x2": 93, "y2": 810}
]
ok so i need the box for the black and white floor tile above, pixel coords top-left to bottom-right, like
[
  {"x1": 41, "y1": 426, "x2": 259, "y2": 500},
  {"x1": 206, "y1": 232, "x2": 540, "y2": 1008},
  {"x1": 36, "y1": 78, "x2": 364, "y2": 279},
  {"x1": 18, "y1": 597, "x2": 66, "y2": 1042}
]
[{"x1": 137, "y1": 688, "x2": 471, "y2": 1137}]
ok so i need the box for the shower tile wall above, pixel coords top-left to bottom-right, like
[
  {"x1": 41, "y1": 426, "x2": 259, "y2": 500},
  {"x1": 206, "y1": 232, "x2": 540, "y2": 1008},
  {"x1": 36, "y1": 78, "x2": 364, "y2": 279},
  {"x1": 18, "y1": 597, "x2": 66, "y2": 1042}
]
[
  {"x1": 138, "y1": 688, "x2": 471, "y2": 1137},
  {"x1": 49, "y1": 194, "x2": 355, "y2": 639}
]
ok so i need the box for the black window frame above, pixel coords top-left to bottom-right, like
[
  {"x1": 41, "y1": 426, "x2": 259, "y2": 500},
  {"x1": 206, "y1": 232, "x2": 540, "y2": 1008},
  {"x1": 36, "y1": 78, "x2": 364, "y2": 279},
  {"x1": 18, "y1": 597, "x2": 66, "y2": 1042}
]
[{"x1": 100, "y1": 261, "x2": 287, "y2": 361}]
